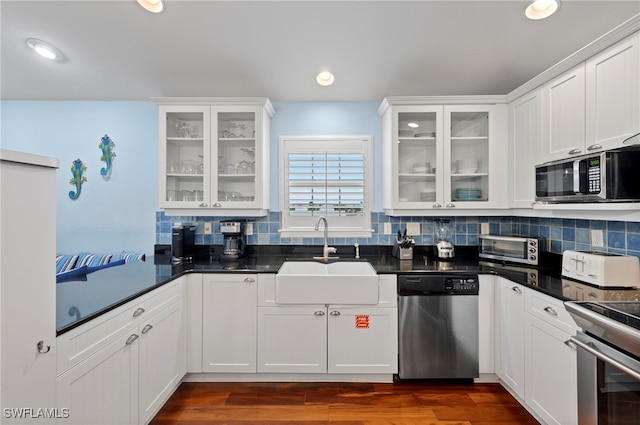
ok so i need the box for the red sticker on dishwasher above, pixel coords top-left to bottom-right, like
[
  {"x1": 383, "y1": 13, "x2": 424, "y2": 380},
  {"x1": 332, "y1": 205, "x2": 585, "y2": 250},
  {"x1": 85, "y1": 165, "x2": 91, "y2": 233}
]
[{"x1": 355, "y1": 315, "x2": 369, "y2": 329}]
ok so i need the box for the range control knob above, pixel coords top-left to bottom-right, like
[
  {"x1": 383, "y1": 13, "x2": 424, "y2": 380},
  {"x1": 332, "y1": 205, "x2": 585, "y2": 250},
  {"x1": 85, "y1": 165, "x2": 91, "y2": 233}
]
[{"x1": 529, "y1": 255, "x2": 537, "y2": 261}]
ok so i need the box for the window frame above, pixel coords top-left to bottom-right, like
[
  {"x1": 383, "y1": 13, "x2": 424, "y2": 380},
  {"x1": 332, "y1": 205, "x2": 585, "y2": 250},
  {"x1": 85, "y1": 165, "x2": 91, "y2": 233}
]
[{"x1": 279, "y1": 135, "x2": 373, "y2": 238}]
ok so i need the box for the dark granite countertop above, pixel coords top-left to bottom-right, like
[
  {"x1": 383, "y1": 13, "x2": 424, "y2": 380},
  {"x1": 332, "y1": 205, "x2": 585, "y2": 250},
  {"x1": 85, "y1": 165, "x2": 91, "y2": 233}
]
[{"x1": 56, "y1": 245, "x2": 640, "y2": 335}]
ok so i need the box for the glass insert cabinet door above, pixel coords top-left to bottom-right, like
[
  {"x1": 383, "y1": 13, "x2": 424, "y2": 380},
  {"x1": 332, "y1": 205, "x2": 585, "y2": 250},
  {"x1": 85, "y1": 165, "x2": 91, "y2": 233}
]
[
  {"x1": 161, "y1": 106, "x2": 209, "y2": 207},
  {"x1": 447, "y1": 107, "x2": 490, "y2": 204},
  {"x1": 213, "y1": 109, "x2": 258, "y2": 206},
  {"x1": 395, "y1": 107, "x2": 443, "y2": 207}
]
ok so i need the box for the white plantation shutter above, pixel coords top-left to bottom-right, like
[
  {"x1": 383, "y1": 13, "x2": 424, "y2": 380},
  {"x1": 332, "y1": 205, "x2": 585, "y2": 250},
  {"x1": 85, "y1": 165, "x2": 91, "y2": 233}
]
[{"x1": 280, "y1": 136, "x2": 372, "y2": 237}]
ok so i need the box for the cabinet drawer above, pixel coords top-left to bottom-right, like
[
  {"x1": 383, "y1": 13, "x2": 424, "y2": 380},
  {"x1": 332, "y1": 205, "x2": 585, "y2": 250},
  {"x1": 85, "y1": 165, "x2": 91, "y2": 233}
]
[
  {"x1": 57, "y1": 279, "x2": 182, "y2": 375},
  {"x1": 525, "y1": 290, "x2": 577, "y2": 335}
]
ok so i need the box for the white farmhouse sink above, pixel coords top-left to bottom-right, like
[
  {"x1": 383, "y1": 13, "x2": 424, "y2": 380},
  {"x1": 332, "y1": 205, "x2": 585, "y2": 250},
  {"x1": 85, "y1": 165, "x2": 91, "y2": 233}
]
[{"x1": 275, "y1": 261, "x2": 379, "y2": 305}]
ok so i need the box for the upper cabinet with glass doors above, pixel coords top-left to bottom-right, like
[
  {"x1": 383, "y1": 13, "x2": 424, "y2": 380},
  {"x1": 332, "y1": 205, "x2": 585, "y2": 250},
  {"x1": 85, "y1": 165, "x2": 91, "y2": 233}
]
[
  {"x1": 379, "y1": 97, "x2": 508, "y2": 215},
  {"x1": 156, "y1": 98, "x2": 274, "y2": 216}
]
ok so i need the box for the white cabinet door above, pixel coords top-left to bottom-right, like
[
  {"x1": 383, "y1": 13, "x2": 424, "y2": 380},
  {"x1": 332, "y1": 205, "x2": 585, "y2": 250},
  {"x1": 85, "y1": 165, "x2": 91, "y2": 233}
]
[
  {"x1": 541, "y1": 63, "x2": 586, "y2": 162},
  {"x1": 525, "y1": 314, "x2": 578, "y2": 425},
  {"x1": 56, "y1": 331, "x2": 139, "y2": 425},
  {"x1": 509, "y1": 88, "x2": 542, "y2": 208},
  {"x1": 257, "y1": 306, "x2": 327, "y2": 373},
  {"x1": 586, "y1": 31, "x2": 640, "y2": 150},
  {"x1": 495, "y1": 277, "x2": 526, "y2": 399},
  {"x1": 1, "y1": 157, "x2": 58, "y2": 419},
  {"x1": 158, "y1": 105, "x2": 211, "y2": 209},
  {"x1": 327, "y1": 307, "x2": 397, "y2": 374},
  {"x1": 478, "y1": 275, "x2": 495, "y2": 375},
  {"x1": 202, "y1": 274, "x2": 257, "y2": 373},
  {"x1": 138, "y1": 299, "x2": 186, "y2": 425}
]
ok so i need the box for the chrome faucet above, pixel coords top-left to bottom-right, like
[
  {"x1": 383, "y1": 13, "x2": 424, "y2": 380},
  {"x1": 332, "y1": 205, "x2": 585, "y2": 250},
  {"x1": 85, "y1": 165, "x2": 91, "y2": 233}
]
[{"x1": 314, "y1": 216, "x2": 337, "y2": 259}]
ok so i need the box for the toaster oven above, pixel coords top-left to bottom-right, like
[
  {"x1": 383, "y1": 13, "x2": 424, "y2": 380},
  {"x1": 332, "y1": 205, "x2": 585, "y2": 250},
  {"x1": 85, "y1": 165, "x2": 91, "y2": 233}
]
[{"x1": 478, "y1": 235, "x2": 541, "y2": 266}]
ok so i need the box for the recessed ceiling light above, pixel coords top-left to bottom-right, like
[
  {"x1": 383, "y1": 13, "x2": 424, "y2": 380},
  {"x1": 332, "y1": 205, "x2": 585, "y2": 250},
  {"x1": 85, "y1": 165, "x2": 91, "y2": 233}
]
[
  {"x1": 26, "y1": 38, "x2": 62, "y2": 61},
  {"x1": 408, "y1": 122, "x2": 419, "y2": 128},
  {"x1": 137, "y1": 0, "x2": 164, "y2": 13},
  {"x1": 316, "y1": 71, "x2": 335, "y2": 87},
  {"x1": 525, "y1": 0, "x2": 560, "y2": 20}
]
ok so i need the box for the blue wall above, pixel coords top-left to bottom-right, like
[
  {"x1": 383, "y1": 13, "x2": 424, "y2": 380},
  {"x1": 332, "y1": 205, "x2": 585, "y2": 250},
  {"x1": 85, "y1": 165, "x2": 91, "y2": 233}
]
[
  {"x1": 1, "y1": 101, "x2": 158, "y2": 255},
  {"x1": 4, "y1": 100, "x2": 640, "y2": 259}
]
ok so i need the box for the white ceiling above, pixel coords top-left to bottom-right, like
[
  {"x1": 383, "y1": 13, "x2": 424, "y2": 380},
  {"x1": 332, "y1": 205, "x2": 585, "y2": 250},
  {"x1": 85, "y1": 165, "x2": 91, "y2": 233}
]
[{"x1": 2, "y1": 0, "x2": 639, "y2": 101}]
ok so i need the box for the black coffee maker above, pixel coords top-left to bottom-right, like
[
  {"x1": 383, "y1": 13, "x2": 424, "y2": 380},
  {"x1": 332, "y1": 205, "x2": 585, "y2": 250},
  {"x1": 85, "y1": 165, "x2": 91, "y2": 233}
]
[
  {"x1": 172, "y1": 223, "x2": 195, "y2": 263},
  {"x1": 220, "y1": 221, "x2": 245, "y2": 260}
]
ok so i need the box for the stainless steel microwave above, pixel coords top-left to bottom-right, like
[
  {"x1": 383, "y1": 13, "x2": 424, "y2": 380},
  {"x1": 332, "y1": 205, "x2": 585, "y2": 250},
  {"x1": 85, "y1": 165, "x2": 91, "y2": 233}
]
[
  {"x1": 535, "y1": 147, "x2": 640, "y2": 203},
  {"x1": 478, "y1": 235, "x2": 541, "y2": 265}
]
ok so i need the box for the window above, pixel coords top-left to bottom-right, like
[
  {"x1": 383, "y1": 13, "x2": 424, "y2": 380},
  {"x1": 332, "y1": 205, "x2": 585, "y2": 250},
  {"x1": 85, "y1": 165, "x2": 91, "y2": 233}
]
[{"x1": 279, "y1": 136, "x2": 373, "y2": 237}]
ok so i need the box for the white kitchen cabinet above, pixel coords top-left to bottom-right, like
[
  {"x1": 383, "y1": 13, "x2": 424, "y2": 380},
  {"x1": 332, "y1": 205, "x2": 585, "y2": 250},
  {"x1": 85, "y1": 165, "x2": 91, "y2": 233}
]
[
  {"x1": 202, "y1": 274, "x2": 257, "y2": 373},
  {"x1": 495, "y1": 277, "x2": 526, "y2": 400},
  {"x1": 586, "y1": 31, "x2": 640, "y2": 150},
  {"x1": 478, "y1": 275, "x2": 495, "y2": 376},
  {"x1": 524, "y1": 291, "x2": 578, "y2": 425},
  {"x1": 138, "y1": 298, "x2": 186, "y2": 424},
  {"x1": 156, "y1": 97, "x2": 274, "y2": 216},
  {"x1": 257, "y1": 274, "x2": 397, "y2": 375},
  {"x1": 56, "y1": 280, "x2": 185, "y2": 425},
  {"x1": 56, "y1": 329, "x2": 139, "y2": 425},
  {"x1": 185, "y1": 273, "x2": 204, "y2": 373},
  {"x1": 0, "y1": 151, "x2": 58, "y2": 422},
  {"x1": 379, "y1": 98, "x2": 508, "y2": 215},
  {"x1": 541, "y1": 63, "x2": 586, "y2": 162},
  {"x1": 508, "y1": 88, "x2": 542, "y2": 208}
]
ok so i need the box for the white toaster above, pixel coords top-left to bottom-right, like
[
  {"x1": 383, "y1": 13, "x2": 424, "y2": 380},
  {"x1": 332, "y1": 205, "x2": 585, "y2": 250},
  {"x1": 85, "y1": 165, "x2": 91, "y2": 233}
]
[{"x1": 562, "y1": 250, "x2": 640, "y2": 288}]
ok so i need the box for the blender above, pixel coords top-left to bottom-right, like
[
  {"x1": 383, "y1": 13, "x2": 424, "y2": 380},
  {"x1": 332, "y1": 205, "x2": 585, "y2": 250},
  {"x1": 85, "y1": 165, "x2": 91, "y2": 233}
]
[{"x1": 434, "y1": 218, "x2": 454, "y2": 260}]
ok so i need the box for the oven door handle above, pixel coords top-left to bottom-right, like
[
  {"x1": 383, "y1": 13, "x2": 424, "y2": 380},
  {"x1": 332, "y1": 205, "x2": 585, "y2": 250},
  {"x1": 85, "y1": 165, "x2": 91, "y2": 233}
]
[{"x1": 570, "y1": 336, "x2": 640, "y2": 381}]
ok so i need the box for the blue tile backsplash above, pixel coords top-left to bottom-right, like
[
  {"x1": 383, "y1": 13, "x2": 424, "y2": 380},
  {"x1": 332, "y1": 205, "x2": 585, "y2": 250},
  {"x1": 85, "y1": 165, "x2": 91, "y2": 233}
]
[{"x1": 156, "y1": 211, "x2": 640, "y2": 259}]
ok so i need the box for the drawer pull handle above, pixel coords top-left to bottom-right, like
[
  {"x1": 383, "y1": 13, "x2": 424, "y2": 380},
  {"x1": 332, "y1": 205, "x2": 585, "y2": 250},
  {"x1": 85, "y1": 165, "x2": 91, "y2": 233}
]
[
  {"x1": 141, "y1": 324, "x2": 153, "y2": 334},
  {"x1": 330, "y1": 311, "x2": 341, "y2": 316},
  {"x1": 544, "y1": 306, "x2": 558, "y2": 316},
  {"x1": 37, "y1": 340, "x2": 51, "y2": 354},
  {"x1": 125, "y1": 334, "x2": 139, "y2": 345},
  {"x1": 244, "y1": 277, "x2": 255, "y2": 283},
  {"x1": 511, "y1": 286, "x2": 522, "y2": 294},
  {"x1": 314, "y1": 310, "x2": 325, "y2": 316},
  {"x1": 446, "y1": 203, "x2": 456, "y2": 208},
  {"x1": 587, "y1": 144, "x2": 602, "y2": 151},
  {"x1": 568, "y1": 148, "x2": 582, "y2": 155},
  {"x1": 132, "y1": 308, "x2": 145, "y2": 317},
  {"x1": 432, "y1": 203, "x2": 442, "y2": 208}
]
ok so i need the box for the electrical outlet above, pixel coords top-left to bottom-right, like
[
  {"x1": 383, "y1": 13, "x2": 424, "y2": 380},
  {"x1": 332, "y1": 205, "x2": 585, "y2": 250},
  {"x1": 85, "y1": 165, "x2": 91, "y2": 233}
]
[
  {"x1": 203, "y1": 222, "x2": 212, "y2": 235},
  {"x1": 383, "y1": 222, "x2": 392, "y2": 235},
  {"x1": 481, "y1": 222, "x2": 490, "y2": 235},
  {"x1": 245, "y1": 222, "x2": 254, "y2": 236},
  {"x1": 406, "y1": 222, "x2": 420, "y2": 236},
  {"x1": 591, "y1": 229, "x2": 604, "y2": 248}
]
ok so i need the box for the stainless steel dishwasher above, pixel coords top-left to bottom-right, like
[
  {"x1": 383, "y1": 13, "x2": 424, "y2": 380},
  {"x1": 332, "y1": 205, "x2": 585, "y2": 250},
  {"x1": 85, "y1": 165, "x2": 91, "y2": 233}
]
[{"x1": 398, "y1": 274, "x2": 479, "y2": 380}]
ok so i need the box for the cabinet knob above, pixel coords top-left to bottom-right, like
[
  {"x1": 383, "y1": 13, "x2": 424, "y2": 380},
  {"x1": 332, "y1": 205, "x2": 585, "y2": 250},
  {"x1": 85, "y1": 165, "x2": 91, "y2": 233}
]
[
  {"x1": 329, "y1": 311, "x2": 341, "y2": 316},
  {"x1": 141, "y1": 324, "x2": 153, "y2": 334},
  {"x1": 244, "y1": 277, "x2": 255, "y2": 283},
  {"x1": 432, "y1": 203, "x2": 442, "y2": 208},
  {"x1": 446, "y1": 203, "x2": 456, "y2": 208},
  {"x1": 125, "y1": 334, "x2": 139, "y2": 345},
  {"x1": 314, "y1": 310, "x2": 325, "y2": 316},
  {"x1": 586, "y1": 144, "x2": 602, "y2": 151},
  {"x1": 543, "y1": 306, "x2": 558, "y2": 316},
  {"x1": 568, "y1": 148, "x2": 583, "y2": 155},
  {"x1": 132, "y1": 307, "x2": 145, "y2": 318},
  {"x1": 511, "y1": 286, "x2": 522, "y2": 294},
  {"x1": 213, "y1": 203, "x2": 222, "y2": 207},
  {"x1": 199, "y1": 202, "x2": 208, "y2": 207},
  {"x1": 37, "y1": 340, "x2": 51, "y2": 354}
]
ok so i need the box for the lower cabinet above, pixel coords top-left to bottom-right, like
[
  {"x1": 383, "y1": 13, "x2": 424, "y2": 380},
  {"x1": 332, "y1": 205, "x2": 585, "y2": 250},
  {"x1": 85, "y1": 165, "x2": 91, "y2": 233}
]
[
  {"x1": 201, "y1": 274, "x2": 257, "y2": 373},
  {"x1": 56, "y1": 280, "x2": 186, "y2": 425},
  {"x1": 257, "y1": 274, "x2": 398, "y2": 375},
  {"x1": 495, "y1": 276, "x2": 578, "y2": 425}
]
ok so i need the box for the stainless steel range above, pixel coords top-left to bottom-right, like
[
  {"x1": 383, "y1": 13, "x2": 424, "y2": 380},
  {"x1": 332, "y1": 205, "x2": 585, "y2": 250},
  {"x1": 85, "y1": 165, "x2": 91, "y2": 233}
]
[{"x1": 565, "y1": 301, "x2": 640, "y2": 425}]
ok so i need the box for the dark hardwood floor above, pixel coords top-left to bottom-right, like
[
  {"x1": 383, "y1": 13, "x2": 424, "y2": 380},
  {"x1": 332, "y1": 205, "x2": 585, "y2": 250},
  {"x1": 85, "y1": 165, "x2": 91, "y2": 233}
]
[{"x1": 150, "y1": 381, "x2": 540, "y2": 424}]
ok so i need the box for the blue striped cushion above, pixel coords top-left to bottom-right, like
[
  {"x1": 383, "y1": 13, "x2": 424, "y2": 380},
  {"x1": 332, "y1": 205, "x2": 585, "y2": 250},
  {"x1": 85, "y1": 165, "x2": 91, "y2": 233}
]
[
  {"x1": 119, "y1": 251, "x2": 146, "y2": 263},
  {"x1": 77, "y1": 252, "x2": 112, "y2": 268},
  {"x1": 56, "y1": 255, "x2": 78, "y2": 274}
]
